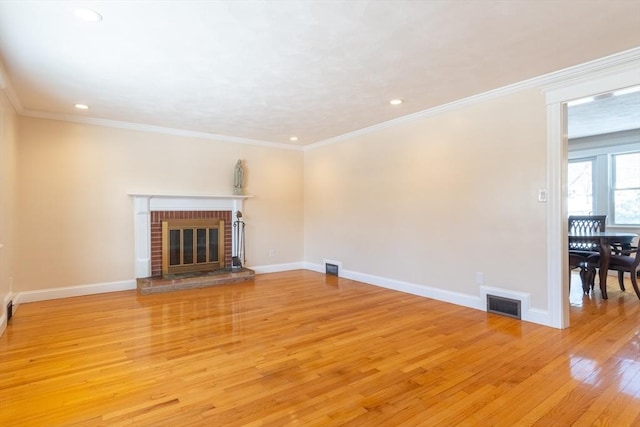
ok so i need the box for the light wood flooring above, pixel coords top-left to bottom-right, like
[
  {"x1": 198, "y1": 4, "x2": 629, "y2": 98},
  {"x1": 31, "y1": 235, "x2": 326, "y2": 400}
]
[{"x1": 1, "y1": 270, "x2": 639, "y2": 426}]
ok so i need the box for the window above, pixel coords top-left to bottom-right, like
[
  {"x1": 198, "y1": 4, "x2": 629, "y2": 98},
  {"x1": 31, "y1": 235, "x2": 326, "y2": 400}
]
[
  {"x1": 568, "y1": 159, "x2": 594, "y2": 216},
  {"x1": 568, "y1": 149, "x2": 640, "y2": 226},
  {"x1": 612, "y1": 152, "x2": 640, "y2": 225}
]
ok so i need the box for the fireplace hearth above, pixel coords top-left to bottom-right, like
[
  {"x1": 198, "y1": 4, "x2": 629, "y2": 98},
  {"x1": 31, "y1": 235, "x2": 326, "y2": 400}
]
[{"x1": 137, "y1": 267, "x2": 255, "y2": 295}]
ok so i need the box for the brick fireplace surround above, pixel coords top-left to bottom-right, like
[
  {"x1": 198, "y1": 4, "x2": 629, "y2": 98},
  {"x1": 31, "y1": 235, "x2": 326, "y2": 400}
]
[
  {"x1": 131, "y1": 194, "x2": 250, "y2": 279},
  {"x1": 150, "y1": 210, "x2": 231, "y2": 277}
]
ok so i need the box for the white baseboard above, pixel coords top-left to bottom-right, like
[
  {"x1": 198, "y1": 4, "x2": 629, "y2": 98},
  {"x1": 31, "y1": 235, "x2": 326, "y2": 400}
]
[
  {"x1": 306, "y1": 261, "x2": 483, "y2": 309},
  {"x1": 3, "y1": 291, "x2": 12, "y2": 307},
  {"x1": 526, "y1": 308, "x2": 551, "y2": 325},
  {"x1": 343, "y1": 268, "x2": 484, "y2": 311},
  {"x1": 8, "y1": 264, "x2": 305, "y2": 308},
  {"x1": 15, "y1": 280, "x2": 136, "y2": 305},
  {"x1": 303, "y1": 262, "x2": 325, "y2": 274},
  {"x1": 0, "y1": 291, "x2": 14, "y2": 337},
  {"x1": 3, "y1": 264, "x2": 554, "y2": 332},
  {"x1": 6, "y1": 263, "x2": 304, "y2": 312},
  {"x1": 249, "y1": 262, "x2": 305, "y2": 274},
  {"x1": 480, "y1": 285, "x2": 550, "y2": 325},
  {"x1": 305, "y1": 262, "x2": 553, "y2": 327}
]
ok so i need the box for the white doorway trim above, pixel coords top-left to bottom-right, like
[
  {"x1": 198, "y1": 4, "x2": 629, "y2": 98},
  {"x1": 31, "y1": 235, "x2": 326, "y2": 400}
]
[{"x1": 543, "y1": 53, "x2": 640, "y2": 329}]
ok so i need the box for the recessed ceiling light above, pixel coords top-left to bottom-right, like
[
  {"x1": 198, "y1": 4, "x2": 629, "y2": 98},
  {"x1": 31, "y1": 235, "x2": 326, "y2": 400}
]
[
  {"x1": 289, "y1": 136, "x2": 299, "y2": 142},
  {"x1": 389, "y1": 99, "x2": 403, "y2": 105},
  {"x1": 75, "y1": 8, "x2": 102, "y2": 23},
  {"x1": 74, "y1": 104, "x2": 90, "y2": 110}
]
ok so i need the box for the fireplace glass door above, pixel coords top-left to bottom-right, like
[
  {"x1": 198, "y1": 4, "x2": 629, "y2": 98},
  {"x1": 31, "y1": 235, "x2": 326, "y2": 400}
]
[{"x1": 162, "y1": 219, "x2": 225, "y2": 275}]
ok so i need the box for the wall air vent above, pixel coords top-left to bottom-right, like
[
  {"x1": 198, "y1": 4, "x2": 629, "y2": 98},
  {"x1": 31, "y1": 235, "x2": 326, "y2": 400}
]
[
  {"x1": 325, "y1": 263, "x2": 339, "y2": 276},
  {"x1": 487, "y1": 295, "x2": 521, "y2": 320}
]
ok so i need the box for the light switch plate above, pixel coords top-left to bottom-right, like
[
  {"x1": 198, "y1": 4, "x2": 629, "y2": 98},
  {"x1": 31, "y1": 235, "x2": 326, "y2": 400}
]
[{"x1": 537, "y1": 188, "x2": 548, "y2": 202}]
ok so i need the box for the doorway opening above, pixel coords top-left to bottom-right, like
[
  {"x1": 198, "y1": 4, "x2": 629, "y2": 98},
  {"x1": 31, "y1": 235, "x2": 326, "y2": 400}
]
[{"x1": 545, "y1": 59, "x2": 640, "y2": 329}]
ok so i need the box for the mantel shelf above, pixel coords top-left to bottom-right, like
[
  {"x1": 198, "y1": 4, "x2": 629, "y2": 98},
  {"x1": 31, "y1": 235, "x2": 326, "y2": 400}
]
[{"x1": 128, "y1": 193, "x2": 252, "y2": 199}]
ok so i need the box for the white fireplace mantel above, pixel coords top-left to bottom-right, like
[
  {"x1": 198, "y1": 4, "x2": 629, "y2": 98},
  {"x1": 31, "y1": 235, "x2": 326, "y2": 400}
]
[{"x1": 130, "y1": 193, "x2": 252, "y2": 278}]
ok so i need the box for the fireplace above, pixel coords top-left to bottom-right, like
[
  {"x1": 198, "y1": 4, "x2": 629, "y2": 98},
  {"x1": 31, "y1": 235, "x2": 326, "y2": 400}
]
[
  {"x1": 150, "y1": 211, "x2": 231, "y2": 276},
  {"x1": 131, "y1": 194, "x2": 254, "y2": 294},
  {"x1": 131, "y1": 194, "x2": 249, "y2": 278}
]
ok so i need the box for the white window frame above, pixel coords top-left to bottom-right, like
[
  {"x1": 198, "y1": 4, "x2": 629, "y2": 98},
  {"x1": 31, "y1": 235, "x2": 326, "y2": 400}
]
[
  {"x1": 569, "y1": 141, "x2": 640, "y2": 226},
  {"x1": 567, "y1": 157, "x2": 596, "y2": 216},
  {"x1": 611, "y1": 151, "x2": 640, "y2": 225}
]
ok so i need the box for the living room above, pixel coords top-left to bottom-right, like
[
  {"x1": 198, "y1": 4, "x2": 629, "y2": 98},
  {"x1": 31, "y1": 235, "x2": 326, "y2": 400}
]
[
  {"x1": 1, "y1": 0, "x2": 639, "y2": 334},
  {"x1": 1, "y1": 2, "x2": 640, "y2": 424}
]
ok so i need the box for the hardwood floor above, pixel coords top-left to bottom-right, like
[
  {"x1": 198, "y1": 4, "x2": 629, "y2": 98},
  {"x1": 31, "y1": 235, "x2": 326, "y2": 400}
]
[{"x1": 1, "y1": 270, "x2": 639, "y2": 426}]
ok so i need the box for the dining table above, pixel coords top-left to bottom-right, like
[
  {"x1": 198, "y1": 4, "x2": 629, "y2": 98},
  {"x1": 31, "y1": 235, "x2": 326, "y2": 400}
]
[{"x1": 568, "y1": 231, "x2": 638, "y2": 299}]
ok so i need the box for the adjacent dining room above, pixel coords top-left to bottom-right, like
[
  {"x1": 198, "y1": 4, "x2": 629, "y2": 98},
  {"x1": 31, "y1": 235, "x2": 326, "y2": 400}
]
[{"x1": 567, "y1": 86, "x2": 640, "y2": 305}]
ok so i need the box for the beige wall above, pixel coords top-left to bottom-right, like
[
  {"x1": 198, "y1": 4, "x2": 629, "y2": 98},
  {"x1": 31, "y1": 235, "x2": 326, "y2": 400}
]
[
  {"x1": 7, "y1": 88, "x2": 552, "y2": 311},
  {"x1": 15, "y1": 117, "x2": 304, "y2": 291},
  {"x1": 1, "y1": 92, "x2": 18, "y2": 321},
  {"x1": 304, "y1": 89, "x2": 549, "y2": 308},
  {"x1": 6, "y1": 83, "x2": 627, "y2": 315}
]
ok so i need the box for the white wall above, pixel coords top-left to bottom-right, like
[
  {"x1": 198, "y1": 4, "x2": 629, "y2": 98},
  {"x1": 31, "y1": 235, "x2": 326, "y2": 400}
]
[
  {"x1": 15, "y1": 117, "x2": 304, "y2": 292},
  {"x1": 304, "y1": 88, "x2": 549, "y2": 310}
]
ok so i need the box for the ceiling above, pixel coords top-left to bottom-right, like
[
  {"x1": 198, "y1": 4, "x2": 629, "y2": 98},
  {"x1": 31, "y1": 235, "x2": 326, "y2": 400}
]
[
  {"x1": 567, "y1": 89, "x2": 640, "y2": 139},
  {"x1": 0, "y1": 1, "x2": 639, "y2": 147}
]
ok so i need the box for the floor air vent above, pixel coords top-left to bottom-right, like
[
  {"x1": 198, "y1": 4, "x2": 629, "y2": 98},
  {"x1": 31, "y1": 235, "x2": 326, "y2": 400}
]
[
  {"x1": 325, "y1": 263, "x2": 339, "y2": 276},
  {"x1": 487, "y1": 295, "x2": 521, "y2": 320}
]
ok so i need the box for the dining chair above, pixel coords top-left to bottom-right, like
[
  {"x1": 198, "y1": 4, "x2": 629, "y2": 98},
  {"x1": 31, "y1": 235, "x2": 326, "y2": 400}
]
[
  {"x1": 568, "y1": 215, "x2": 637, "y2": 257},
  {"x1": 587, "y1": 247, "x2": 640, "y2": 299},
  {"x1": 568, "y1": 215, "x2": 607, "y2": 231},
  {"x1": 569, "y1": 253, "x2": 594, "y2": 294},
  {"x1": 568, "y1": 215, "x2": 606, "y2": 291},
  {"x1": 612, "y1": 240, "x2": 639, "y2": 256}
]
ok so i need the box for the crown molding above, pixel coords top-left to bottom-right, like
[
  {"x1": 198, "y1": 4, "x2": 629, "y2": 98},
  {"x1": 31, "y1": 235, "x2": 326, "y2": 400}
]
[
  {"x1": 4, "y1": 47, "x2": 638, "y2": 152},
  {"x1": 0, "y1": 52, "x2": 302, "y2": 151},
  {"x1": 20, "y1": 109, "x2": 304, "y2": 151},
  {"x1": 540, "y1": 47, "x2": 640, "y2": 93},
  {"x1": 305, "y1": 47, "x2": 640, "y2": 152},
  {"x1": 0, "y1": 58, "x2": 24, "y2": 114},
  {"x1": 1, "y1": 55, "x2": 300, "y2": 151}
]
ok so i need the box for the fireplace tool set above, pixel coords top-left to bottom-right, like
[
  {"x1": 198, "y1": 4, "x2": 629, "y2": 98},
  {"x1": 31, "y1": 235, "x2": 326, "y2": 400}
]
[{"x1": 232, "y1": 211, "x2": 245, "y2": 268}]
